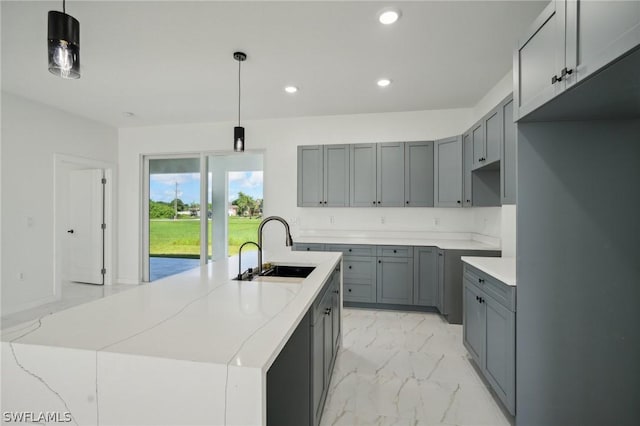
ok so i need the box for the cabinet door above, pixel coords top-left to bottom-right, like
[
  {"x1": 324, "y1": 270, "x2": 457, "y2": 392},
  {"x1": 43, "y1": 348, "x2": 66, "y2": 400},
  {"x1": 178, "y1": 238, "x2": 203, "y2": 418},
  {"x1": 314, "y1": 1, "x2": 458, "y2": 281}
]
[
  {"x1": 404, "y1": 141, "x2": 434, "y2": 207},
  {"x1": 350, "y1": 144, "x2": 377, "y2": 207},
  {"x1": 500, "y1": 96, "x2": 517, "y2": 205},
  {"x1": 413, "y1": 247, "x2": 438, "y2": 306},
  {"x1": 436, "y1": 249, "x2": 445, "y2": 313},
  {"x1": 324, "y1": 145, "x2": 349, "y2": 207},
  {"x1": 311, "y1": 321, "x2": 325, "y2": 424},
  {"x1": 462, "y1": 132, "x2": 473, "y2": 207},
  {"x1": 434, "y1": 136, "x2": 463, "y2": 207},
  {"x1": 566, "y1": 0, "x2": 640, "y2": 88},
  {"x1": 514, "y1": 0, "x2": 567, "y2": 120},
  {"x1": 484, "y1": 295, "x2": 516, "y2": 415},
  {"x1": 463, "y1": 281, "x2": 485, "y2": 365},
  {"x1": 343, "y1": 255, "x2": 376, "y2": 303},
  {"x1": 483, "y1": 108, "x2": 502, "y2": 165},
  {"x1": 331, "y1": 274, "x2": 341, "y2": 352},
  {"x1": 323, "y1": 305, "x2": 333, "y2": 381},
  {"x1": 377, "y1": 142, "x2": 405, "y2": 207},
  {"x1": 297, "y1": 145, "x2": 324, "y2": 207},
  {"x1": 377, "y1": 257, "x2": 413, "y2": 305},
  {"x1": 471, "y1": 121, "x2": 485, "y2": 169}
]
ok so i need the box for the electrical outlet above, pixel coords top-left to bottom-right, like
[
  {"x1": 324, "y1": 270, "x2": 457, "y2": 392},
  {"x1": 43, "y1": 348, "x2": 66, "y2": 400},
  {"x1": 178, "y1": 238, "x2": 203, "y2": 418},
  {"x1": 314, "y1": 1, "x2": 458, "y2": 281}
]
[
  {"x1": 434, "y1": 218, "x2": 440, "y2": 226},
  {"x1": 18, "y1": 272, "x2": 24, "y2": 281},
  {"x1": 380, "y1": 216, "x2": 385, "y2": 224},
  {"x1": 26, "y1": 217, "x2": 34, "y2": 227},
  {"x1": 329, "y1": 216, "x2": 335, "y2": 224}
]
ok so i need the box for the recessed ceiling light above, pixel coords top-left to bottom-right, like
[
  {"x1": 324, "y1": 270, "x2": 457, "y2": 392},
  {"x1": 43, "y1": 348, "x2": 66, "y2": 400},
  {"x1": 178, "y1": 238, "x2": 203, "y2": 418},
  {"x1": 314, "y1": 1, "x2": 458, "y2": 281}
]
[
  {"x1": 377, "y1": 78, "x2": 392, "y2": 87},
  {"x1": 122, "y1": 111, "x2": 135, "y2": 117},
  {"x1": 378, "y1": 8, "x2": 401, "y2": 25},
  {"x1": 284, "y1": 86, "x2": 298, "y2": 94}
]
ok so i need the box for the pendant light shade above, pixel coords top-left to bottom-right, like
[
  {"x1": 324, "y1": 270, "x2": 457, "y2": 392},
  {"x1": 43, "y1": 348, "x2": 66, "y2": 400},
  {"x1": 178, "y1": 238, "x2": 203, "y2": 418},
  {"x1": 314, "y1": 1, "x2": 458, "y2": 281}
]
[
  {"x1": 233, "y1": 51, "x2": 247, "y2": 152},
  {"x1": 48, "y1": 3, "x2": 80, "y2": 79}
]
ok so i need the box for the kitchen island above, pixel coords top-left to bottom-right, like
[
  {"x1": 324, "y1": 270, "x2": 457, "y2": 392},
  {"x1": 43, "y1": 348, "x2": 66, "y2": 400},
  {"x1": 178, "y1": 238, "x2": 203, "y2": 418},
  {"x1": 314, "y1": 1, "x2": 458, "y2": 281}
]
[{"x1": 1, "y1": 250, "x2": 342, "y2": 425}]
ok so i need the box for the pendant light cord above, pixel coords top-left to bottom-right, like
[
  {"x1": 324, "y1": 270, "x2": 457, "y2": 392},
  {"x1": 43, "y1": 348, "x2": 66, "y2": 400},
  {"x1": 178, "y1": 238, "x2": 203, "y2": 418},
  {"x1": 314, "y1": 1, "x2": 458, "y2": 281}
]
[{"x1": 238, "y1": 59, "x2": 241, "y2": 126}]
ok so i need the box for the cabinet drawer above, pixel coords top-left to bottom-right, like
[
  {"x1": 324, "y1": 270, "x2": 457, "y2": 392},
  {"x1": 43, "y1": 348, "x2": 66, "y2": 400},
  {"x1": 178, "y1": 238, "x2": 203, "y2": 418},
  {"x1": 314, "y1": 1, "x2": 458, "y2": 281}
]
[
  {"x1": 344, "y1": 283, "x2": 375, "y2": 303},
  {"x1": 326, "y1": 244, "x2": 375, "y2": 257},
  {"x1": 294, "y1": 243, "x2": 325, "y2": 252},
  {"x1": 377, "y1": 245, "x2": 413, "y2": 258},
  {"x1": 464, "y1": 265, "x2": 515, "y2": 312}
]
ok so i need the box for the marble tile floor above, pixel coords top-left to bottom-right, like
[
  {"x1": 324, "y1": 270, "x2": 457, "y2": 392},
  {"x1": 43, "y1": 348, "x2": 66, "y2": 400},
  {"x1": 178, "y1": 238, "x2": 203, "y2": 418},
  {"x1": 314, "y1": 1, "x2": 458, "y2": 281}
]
[
  {"x1": 1, "y1": 281, "x2": 136, "y2": 330},
  {"x1": 320, "y1": 308, "x2": 514, "y2": 426}
]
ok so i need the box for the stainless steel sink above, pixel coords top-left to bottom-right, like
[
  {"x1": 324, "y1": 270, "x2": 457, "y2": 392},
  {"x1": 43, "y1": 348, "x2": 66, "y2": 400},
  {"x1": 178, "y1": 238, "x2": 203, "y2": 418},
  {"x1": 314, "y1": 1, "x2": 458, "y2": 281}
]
[{"x1": 233, "y1": 265, "x2": 315, "y2": 281}]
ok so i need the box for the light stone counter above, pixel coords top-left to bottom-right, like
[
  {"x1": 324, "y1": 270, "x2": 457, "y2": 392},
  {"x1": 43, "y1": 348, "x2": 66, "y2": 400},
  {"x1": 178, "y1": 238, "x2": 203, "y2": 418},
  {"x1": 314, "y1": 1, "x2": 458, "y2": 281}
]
[
  {"x1": 295, "y1": 233, "x2": 501, "y2": 251},
  {"x1": 461, "y1": 256, "x2": 516, "y2": 286},
  {"x1": 1, "y1": 250, "x2": 341, "y2": 425}
]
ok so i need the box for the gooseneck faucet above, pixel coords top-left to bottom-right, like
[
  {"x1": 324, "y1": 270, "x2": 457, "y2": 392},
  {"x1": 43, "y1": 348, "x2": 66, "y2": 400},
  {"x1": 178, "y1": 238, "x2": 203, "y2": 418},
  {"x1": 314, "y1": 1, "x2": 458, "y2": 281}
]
[
  {"x1": 237, "y1": 241, "x2": 261, "y2": 280},
  {"x1": 257, "y1": 216, "x2": 294, "y2": 274}
]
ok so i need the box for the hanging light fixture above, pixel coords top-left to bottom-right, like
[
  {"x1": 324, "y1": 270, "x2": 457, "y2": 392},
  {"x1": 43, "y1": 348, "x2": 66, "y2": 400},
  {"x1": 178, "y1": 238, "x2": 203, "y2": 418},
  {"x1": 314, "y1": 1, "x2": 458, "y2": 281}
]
[
  {"x1": 48, "y1": 0, "x2": 80, "y2": 79},
  {"x1": 233, "y1": 51, "x2": 247, "y2": 152}
]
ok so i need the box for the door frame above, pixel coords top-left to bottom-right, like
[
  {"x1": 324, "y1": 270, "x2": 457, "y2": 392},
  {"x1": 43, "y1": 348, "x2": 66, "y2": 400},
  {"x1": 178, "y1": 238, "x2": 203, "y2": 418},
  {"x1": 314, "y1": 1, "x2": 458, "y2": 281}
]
[{"x1": 53, "y1": 154, "x2": 116, "y2": 296}]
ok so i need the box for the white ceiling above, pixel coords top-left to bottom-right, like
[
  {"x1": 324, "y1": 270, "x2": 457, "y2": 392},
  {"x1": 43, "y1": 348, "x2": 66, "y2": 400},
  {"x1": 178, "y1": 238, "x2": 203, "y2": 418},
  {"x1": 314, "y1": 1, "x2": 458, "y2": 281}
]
[{"x1": 1, "y1": 1, "x2": 546, "y2": 128}]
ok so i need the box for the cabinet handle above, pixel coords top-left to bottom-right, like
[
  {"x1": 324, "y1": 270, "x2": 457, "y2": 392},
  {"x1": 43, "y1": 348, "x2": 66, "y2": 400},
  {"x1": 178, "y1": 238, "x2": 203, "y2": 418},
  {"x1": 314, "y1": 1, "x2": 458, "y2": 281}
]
[
  {"x1": 348, "y1": 288, "x2": 352, "y2": 292},
  {"x1": 306, "y1": 247, "x2": 310, "y2": 251},
  {"x1": 348, "y1": 248, "x2": 352, "y2": 252},
  {"x1": 552, "y1": 74, "x2": 560, "y2": 84},
  {"x1": 377, "y1": 201, "x2": 381, "y2": 204},
  {"x1": 479, "y1": 297, "x2": 484, "y2": 304},
  {"x1": 478, "y1": 278, "x2": 485, "y2": 283},
  {"x1": 457, "y1": 200, "x2": 461, "y2": 204},
  {"x1": 323, "y1": 201, "x2": 327, "y2": 205},
  {"x1": 348, "y1": 265, "x2": 352, "y2": 269},
  {"x1": 476, "y1": 296, "x2": 479, "y2": 301},
  {"x1": 378, "y1": 260, "x2": 382, "y2": 264},
  {"x1": 319, "y1": 201, "x2": 323, "y2": 205},
  {"x1": 393, "y1": 249, "x2": 397, "y2": 253},
  {"x1": 334, "y1": 290, "x2": 339, "y2": 295},
  {"x1": 561, "y1": 67, "x2": 573, "y2": 78},
  {"x1": 372, "y1": 201, "x2": 376, "y2": 205},
  {"x1": 466, "y1": 199, "x2": 471, "y2": 203}
]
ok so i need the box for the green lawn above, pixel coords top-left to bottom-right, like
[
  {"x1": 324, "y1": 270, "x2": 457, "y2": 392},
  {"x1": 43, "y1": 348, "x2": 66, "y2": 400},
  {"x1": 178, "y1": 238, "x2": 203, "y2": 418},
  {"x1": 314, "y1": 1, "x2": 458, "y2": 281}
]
[{"x1": 150, "y1": 217, "x2": 260, "y2": 257}]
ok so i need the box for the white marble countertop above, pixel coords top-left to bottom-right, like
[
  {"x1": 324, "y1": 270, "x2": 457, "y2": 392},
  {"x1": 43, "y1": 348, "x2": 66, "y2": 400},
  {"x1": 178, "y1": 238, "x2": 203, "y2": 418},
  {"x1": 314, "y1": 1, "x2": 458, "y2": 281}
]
[
  {"x1": 2, "y1": 250, "x2": 342, "y2": 370},
  {"x1": 461, "y1": 256, "x2": 516, "y2": 286},
  {"x1": 295, "y1": 235, "x2": 501, "y2": 251}
]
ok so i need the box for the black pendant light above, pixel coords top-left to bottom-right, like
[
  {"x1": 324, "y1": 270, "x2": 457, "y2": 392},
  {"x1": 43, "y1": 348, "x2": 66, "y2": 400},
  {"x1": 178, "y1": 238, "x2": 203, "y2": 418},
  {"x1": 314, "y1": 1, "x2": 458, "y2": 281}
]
[
  {"x1": 48, "y1": 0, "x2": 80, "y2": 79},
  {"x1": 233, "y1": 51, "x2": 247, "y2": 152}
]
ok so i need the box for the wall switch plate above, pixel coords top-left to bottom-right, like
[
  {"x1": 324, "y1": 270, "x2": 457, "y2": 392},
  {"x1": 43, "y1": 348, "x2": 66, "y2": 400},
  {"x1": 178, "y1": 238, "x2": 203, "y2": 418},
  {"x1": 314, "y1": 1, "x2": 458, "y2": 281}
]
[
  {"x1": 380, "y1": 216, "x2": 385, "y2": 224},
  {"x1": 434, "y1": 218, "x2": 440, "y2": 226},
  {"x1": 329, "y1": 216, "x2": 335, "y2": 224}
]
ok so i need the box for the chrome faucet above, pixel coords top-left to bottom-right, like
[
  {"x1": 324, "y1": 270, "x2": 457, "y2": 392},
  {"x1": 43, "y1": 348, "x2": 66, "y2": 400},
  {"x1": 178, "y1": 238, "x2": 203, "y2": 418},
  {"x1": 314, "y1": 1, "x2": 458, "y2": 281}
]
[
  {"x1": 237, "y1": 241, "x2": 261, "y2": 280},
  {"x1": 257, "y1": 216, "x2": 294, "y2": 274}
]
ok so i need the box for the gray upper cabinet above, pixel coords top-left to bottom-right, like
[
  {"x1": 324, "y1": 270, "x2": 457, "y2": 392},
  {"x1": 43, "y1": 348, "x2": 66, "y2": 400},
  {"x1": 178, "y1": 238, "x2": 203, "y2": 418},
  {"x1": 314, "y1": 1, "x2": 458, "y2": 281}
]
[
  {"x1": 324, "y1": 145, "x2": 349, "y2": 207},
  {"x1": 566, "y1": 0, "x2": 640, "y2": 88},
  {"x1": 483, "y1": 107, "x2": 502, "y2": 166},
  {"x1": 462, "y1": 132, "x2": 473, "y2": 207},
  {"x1": 434, "y1": 136, "x2": 463, "y2": 207},
  {"x1": 514, "y1": 0, "x2": 566, "y2": 120},
  {"x1": 377, "y1": 256, "x2": 413, "y2": 305},
  {"x1": 500, "y1": 96, "x2": 516, "y2": 205},
  {"x1": 377, "y1": 142, "x2": 405, "y2": 207},
  {"x1": 405, "y1": 141, "x2": 434, "y2": 207},
  {"x1": 297, "y1": 144, "x2": 349, "y2": 207},
  {"x1": 471, "y1": 121, "x2": 485, "y2": 170},
  {"x1": 297, "y1": 145, "x2": 324, "y2": 207},
  {"x1": 413, "y1": 247, "x2": 438, "y2": 306},
  {"x1": 515, "y1": 0, "x2": 639, "y2": 121},
  {"x1": 349, "y1": 143, "x2": 377, "y2": 207}
]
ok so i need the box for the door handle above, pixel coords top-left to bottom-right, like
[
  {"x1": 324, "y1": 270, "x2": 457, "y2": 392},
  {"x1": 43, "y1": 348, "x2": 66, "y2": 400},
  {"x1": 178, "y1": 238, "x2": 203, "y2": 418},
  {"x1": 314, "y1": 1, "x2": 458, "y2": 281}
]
[{"x1": 67, "y1": 229, "x2": 74, "y2": 234}]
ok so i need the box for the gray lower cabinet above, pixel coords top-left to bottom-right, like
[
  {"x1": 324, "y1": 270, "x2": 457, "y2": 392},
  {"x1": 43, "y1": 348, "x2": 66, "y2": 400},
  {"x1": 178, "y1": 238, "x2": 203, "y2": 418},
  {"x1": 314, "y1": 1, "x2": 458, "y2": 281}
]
[
  {"x1": 293, "y1": 243, "x2": 326, "y2": 252},
  {"x1": 434, "y1": 136, "x2": 463, "y2": 207},
  {"x1": 500, "y1": 96, "x2": 516, "y2": 205},
  {"x1": 413, "y1": 247, "x2": 438, "y2": 306},
  {"x1": 404, "y1": 141, "x2": 434, "y2": 207},
  {"x1": 376, "y1": 255, "x2": 413, "y2": 305},
  {"x1": 342, "y1": 255, "x2": 376, "y2": 303},
  {"x1": 463, "y1": 264, "x2": 516, "y2": 415},
  {"x1": 268, "y1": 266, "x2": 340, "y2": 426},
  {"x1": 310, "y1": 268, "x2": 341, "y2": 426}
]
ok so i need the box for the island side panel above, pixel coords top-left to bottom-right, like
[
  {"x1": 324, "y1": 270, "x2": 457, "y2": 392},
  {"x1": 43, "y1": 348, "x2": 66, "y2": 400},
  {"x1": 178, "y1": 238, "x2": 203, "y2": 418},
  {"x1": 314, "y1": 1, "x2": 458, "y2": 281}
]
[
  {"x1": 97, "y1": 351, "x2": 227, "y2": 425},
  {"x1": 1, "y1": 342, "x2": 98, "y2": 425}
]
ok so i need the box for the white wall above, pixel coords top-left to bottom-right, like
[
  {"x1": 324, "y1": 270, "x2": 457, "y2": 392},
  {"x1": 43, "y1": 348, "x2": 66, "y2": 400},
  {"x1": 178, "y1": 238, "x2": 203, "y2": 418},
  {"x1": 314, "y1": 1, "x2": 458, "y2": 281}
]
[
  {"x1": 118, "y1": 108, "x2": 484, "y2": 283},
  {"x1": 1, "y1": 93, "x2": 118, "y2": 315}
]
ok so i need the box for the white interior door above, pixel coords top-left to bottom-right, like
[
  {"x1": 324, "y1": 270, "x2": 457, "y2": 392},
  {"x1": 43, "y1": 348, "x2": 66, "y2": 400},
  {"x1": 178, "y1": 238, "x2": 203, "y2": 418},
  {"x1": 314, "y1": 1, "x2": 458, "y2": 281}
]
[{"x1": 67, "y1": 169, "x2": 105, "y2": 285}]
